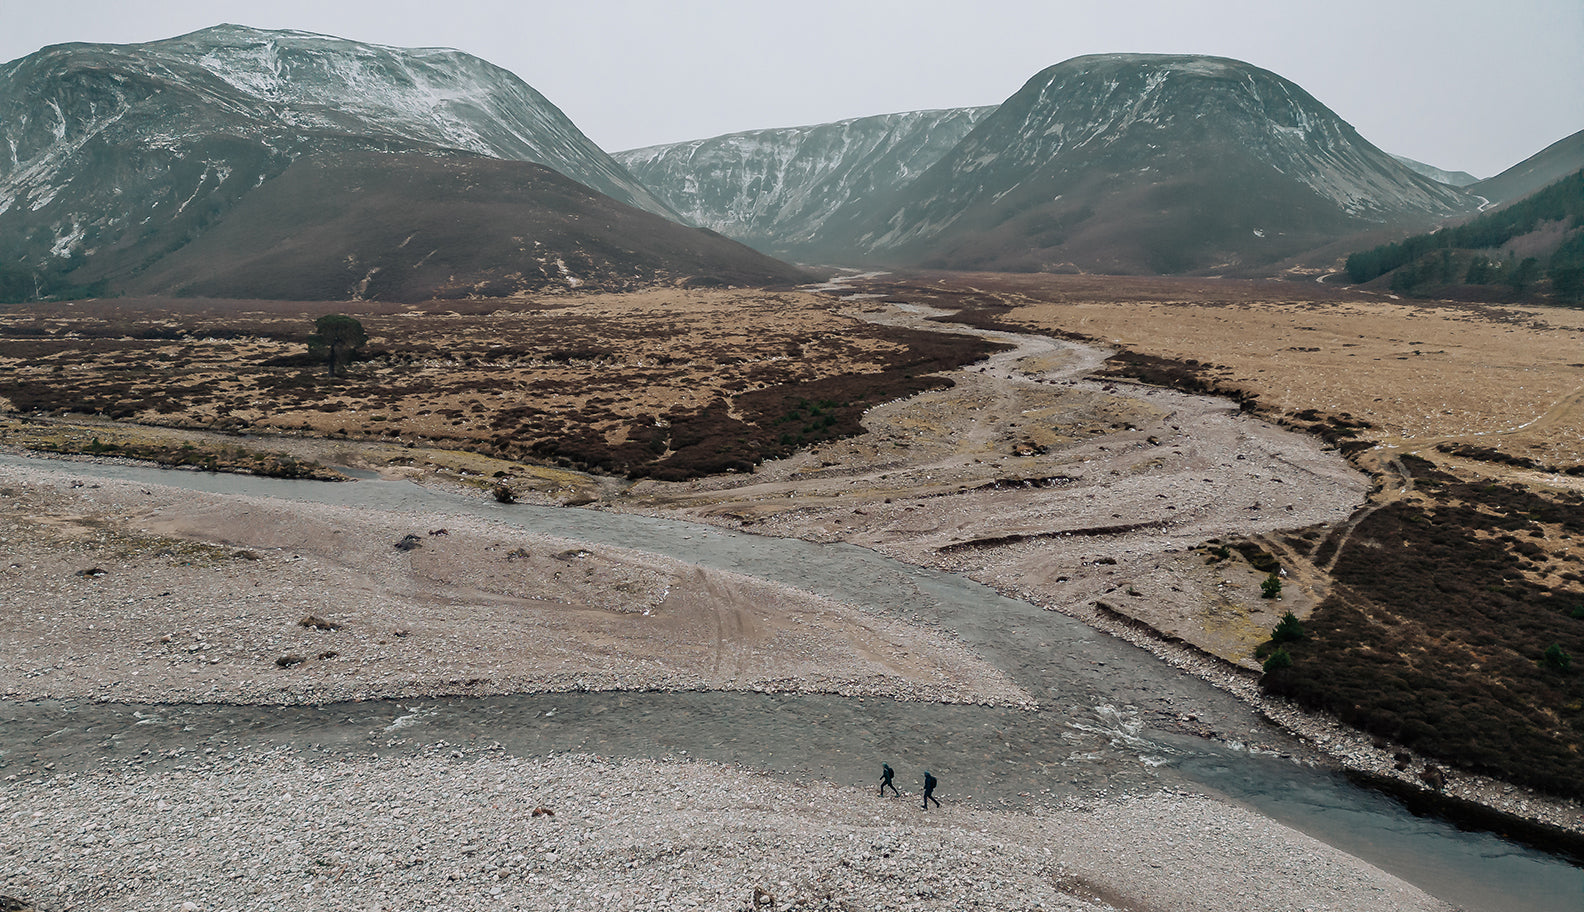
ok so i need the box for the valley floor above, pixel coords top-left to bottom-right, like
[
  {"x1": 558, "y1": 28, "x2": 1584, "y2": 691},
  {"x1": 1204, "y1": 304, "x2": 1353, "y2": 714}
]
[{"x1": 3, "y1": 277, "x2": 1581, "y2": 910}]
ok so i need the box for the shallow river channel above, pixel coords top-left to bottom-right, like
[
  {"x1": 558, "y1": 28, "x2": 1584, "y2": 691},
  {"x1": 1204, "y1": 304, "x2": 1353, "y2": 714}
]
[{"x1": 2, "y1": 453, "x2": 1580, "y2": 910}]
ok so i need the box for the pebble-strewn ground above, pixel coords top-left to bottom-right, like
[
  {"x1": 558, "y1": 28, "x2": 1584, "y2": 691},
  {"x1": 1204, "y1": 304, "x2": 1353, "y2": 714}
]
[
  {"x1": 0, "y1": 462, "x2": 1028, "y2": 708},
  {"x1": 0, "y1": 750, "x2": 1451, "y2": 912}
]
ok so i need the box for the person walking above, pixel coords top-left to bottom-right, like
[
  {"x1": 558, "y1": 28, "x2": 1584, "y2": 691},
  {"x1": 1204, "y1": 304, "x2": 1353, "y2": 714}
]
[
  {"x1": 921, "y1": 770, "x2": 940, "y2": 809},
  {"x1": 879, "y1": 762, "x2": 900, "y2": 797}
]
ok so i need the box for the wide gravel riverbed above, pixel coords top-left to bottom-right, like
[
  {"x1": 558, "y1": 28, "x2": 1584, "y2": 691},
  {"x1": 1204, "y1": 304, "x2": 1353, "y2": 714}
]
[{"x1": 3, "y1": 454, "x2": 1580, "y2": 911}]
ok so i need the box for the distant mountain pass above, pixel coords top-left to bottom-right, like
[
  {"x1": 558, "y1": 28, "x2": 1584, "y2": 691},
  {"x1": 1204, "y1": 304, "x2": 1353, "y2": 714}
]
[
  {"x1": 1390, "y1": 154, "x2": 1479, "y2": 188},
  {"x1": 1469, "y1": 129, "x2": 1584, "y2": 206}
]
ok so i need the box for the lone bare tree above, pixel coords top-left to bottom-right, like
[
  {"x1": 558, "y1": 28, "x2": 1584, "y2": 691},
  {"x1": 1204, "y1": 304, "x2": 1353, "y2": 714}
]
[{"x1": 308, "y1": 314, "x2": 367, "y2": 377}]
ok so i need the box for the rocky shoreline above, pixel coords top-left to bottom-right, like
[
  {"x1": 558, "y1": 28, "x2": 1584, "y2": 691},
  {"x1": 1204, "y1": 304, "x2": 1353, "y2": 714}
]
[
  {"x1": 9, "y1": 440, "x2": 1577, "y2": 855},
  {"x1": 2, "y1": 424, "x2": 1576, "y2": 912},
  {"x1": 0, "y1": 458, "x2": 1030, "y2": 711}
]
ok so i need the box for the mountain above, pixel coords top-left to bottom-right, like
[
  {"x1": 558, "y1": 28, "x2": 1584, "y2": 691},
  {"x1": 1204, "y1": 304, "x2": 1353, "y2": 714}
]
[
  {"x1": 1469, "y1": 128, "x2": 1584, "y2": 206},
  {"x1": 854, "y1": 54, "x2": 1481, "y2": 274},
  {"x1": 114, "y1": 150, "x2": 809, "y2": 300},
  {"x1": 1390, "y1": 154, "x2": 1479, "y2": 187},
  {"x1": 613, "y1": 107, "x2": 995, "y2": 262},
  {"x1": 0, "y1": 24, "x2": 802, "y2": 301}
]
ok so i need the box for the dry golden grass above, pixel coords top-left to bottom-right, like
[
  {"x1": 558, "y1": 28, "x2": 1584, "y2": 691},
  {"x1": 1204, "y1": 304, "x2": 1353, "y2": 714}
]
[{"x1": 882, "y1": 272, "x2": 1584, "y2": 479}]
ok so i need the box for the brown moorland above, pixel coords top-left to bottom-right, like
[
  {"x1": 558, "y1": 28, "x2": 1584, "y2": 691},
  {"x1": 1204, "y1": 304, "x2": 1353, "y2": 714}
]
[
  {"x1": 0, "y1": 289, "x2": 1001, "y2": 482},
  {"x1": 862, "y1": 272, "x2": 1584, "y2": 474}
]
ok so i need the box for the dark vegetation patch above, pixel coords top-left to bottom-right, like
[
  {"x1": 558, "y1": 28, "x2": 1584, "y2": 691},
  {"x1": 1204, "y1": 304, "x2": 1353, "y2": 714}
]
[
  {"x1": 1198, "y1": 540, "x2": 1234, "y2": 564},
  {"x1": 969, "y1": 475, "x2": 1074, "y2": 492},
  {"x1": 1436, "y1": 442, "x2": 1584, "y2": 477},
  {"x1": 17, "y1": 433, "x2": 342, "y2": 480},
  {"x1": 1092, "y1": 349, "x2": 1260, "y2": 412},
  {"x1": 524, "y1": 325, "x2": 1004, "y2": 481},
  {"x1": 470, "y1": 321, "x2": 1004, "y2": 479},
  {"x1": 1196, "y1": 538, "x2": 1284, "y2": 576},
  {"x1": 1262, "y1": 455, "x2": 1584, "y2": 799},
  {"x1": 1344, "y1": 169, "x2": 1584, "y2": 304},
  {"x1": 1233, "y1": 541, "x2": 1282, "y2": 574}
]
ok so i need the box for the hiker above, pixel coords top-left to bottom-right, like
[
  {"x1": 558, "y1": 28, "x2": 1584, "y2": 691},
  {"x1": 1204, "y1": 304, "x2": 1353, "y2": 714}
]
[
  {"x1": 879, "y1": 762, "x2": 900, "y2": 797},
  {"x1": 922, "y1": 770, "x2": 940, "y2": 809}
]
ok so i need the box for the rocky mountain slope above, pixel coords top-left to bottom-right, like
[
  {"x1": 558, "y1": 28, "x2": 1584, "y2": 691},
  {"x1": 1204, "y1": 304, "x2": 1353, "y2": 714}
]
[
  {"x1": 856, "y1": 54, "x2": 1480, "y2": 274},
  {"x1": 614, "y1": 107, "x2": 994, "y2": 261},
  {"x1": 117, "y1": 150, "x2": 808, "y2": 300},
  {"x1": 0, "y1": 25, "x2": 804, "y2": 301}
]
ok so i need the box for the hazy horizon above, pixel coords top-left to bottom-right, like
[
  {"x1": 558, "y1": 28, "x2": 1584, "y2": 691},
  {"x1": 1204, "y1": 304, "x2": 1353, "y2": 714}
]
[{"x1": 3, "y1": 0, "x2": 1580, "y2": 178}]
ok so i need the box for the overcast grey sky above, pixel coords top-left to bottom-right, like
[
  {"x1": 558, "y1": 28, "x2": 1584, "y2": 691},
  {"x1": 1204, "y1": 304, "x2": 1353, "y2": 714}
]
[{"x1": 3, "y1": 0, "x2": 1580, "y2": 178}]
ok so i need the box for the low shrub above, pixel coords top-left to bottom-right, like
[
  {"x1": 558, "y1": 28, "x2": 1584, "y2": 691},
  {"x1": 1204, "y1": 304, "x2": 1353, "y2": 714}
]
[{"x1": 1262, "y1": 456, "x2": 1584, "y2": 799}]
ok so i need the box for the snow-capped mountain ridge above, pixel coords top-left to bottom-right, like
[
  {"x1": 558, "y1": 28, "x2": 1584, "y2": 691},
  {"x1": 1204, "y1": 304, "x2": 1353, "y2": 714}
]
[
  {"x1": 615, "y1": 54, "x2": 1479, "y2": 274},
  {"x1": 858, "y1": 53, "x2": 1479, "y2": 272},
  {"x1": 615, "y1": 107, "x2": 994, "y2": 260},
  {"x1": 163, "y1": 25, "x2": 649, "y2": 198},
  {"x1": 8, "y1": 24, "x2": 671, "y2": 216},
  {"x1": 0, "y1": 24, "x2": 676, "y2": 286}
]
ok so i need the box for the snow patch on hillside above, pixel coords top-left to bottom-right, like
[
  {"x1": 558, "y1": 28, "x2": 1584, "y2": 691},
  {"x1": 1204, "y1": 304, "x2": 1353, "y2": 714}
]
[{"x1": 50, "y1": 217, "x2": 84, "y2": 257}]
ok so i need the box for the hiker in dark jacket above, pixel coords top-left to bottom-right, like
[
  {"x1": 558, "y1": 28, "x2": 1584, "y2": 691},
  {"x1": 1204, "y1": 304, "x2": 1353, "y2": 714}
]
[
  {"x1": 879, "y1": 762, "x2": 900, "y2": 796},
  {"x1": 922, "y1": 770, "x2": 940, "y2": 809}
]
